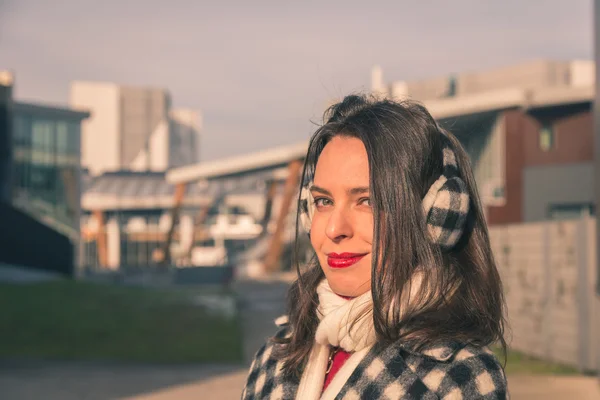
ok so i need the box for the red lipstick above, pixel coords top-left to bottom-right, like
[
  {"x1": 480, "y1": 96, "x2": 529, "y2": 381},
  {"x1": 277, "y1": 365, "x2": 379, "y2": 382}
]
[{"x1": 327, "y1": 252, "x2": 367, "y2": 269}]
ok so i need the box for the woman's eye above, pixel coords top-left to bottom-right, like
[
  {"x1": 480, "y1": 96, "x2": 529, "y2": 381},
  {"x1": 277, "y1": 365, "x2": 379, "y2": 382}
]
[
  {"x1": 314, "y1": 198, "x2": 332, "y2": 208},
  {"x1": 360, "y1": 197, "x2": 371, "y2": 207}
]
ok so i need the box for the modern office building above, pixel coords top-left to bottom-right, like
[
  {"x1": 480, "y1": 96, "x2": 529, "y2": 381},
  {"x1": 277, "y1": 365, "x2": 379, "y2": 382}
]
[
  {"x1": 12, "y1": 101, "x2": 90, "y2": 240},
  {"x1": 0, "y1": 71, "x2": 90, "y2": 275},
  {"x1": 70, "y1": 81, "x2": 201, "y2": 176}
]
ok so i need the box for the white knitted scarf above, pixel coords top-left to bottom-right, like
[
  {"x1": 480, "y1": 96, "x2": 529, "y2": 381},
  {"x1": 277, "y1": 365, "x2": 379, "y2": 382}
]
[
  {"x1": 295, "y1": 274, "x2": 426, "y2": 400},
  {"x1": 295, "y1": 279, "x2": 377, "y2": 400}
]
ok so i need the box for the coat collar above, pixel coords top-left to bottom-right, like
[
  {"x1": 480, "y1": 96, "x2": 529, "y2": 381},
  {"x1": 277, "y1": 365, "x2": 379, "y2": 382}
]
[
  {"x1": 275, "y1": 314, "x2": 464, "y2": 362},
  {"x1": 399, "y1": 340, "x2": 465, "y2": 361}
]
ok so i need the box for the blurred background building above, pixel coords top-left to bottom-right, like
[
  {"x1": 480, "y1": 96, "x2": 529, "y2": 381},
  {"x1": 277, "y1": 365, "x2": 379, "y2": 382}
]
[
  {"x1": 12, "y1": 101, "x2": 89, "y2": 240},
  {"x1": 0, "y1": 71, "x2": 89, "y2": 276},
  {"x1": 0, "y1": 57, "x2": 598, "y2": 377},
  {"x1": 70, "y1": 81, "x2": 201, "y2": 176},
  {"x1": 374, "y1": 59, "x2": 595, "y2": 224},
  {"x1": 0, "y1": 71, "x2": 13, "y2": 204}
]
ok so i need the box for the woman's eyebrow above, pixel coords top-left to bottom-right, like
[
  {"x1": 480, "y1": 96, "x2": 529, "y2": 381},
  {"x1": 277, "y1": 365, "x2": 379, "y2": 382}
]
[
  {"x1": 348, "y1": 187, "x2": 369, "y2": 196},
  {"x1": 310, "y1": 185, "x2": 369, "y2": 196},
  {"x1": 309, "y1": 185, "x2": 331, "y2": 196}
]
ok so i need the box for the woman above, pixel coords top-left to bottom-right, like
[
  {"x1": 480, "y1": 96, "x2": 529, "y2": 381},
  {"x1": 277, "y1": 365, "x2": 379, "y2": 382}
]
[{"x1": 242, "y1": 94, "x2": 508, "y2": 399}]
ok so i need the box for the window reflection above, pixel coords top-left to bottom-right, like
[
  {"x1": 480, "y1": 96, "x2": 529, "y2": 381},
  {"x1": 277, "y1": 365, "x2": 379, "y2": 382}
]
[{"x1": 11, "y1": 111, "x2": 81, "y2": 236}]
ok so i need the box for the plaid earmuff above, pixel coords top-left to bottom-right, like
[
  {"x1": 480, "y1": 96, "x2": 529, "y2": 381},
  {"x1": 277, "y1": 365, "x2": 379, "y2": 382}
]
[
  {"x1": 421, "y1": 134, "x2": 470, "y2": 250},
  {"x1": 299, "y1": 183, "x2": 315, "y2": 235},
  {"x1": 298, "y1": 133, "x2": 470, "y2": 250}
]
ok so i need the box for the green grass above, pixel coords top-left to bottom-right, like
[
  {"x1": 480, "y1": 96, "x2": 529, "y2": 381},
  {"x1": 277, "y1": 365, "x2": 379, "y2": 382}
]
[
  {"x1": 493, "y1": 347, "x2": 579, "y2": 375},
  {"x1": 0, "y1": 280, "x2": 243, "y2": 363}
]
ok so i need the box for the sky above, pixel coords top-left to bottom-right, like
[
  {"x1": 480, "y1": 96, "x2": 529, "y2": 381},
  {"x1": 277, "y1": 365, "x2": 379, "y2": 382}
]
[{"x1": 0, "y1": 0, "x2": 593, "y2": 161}]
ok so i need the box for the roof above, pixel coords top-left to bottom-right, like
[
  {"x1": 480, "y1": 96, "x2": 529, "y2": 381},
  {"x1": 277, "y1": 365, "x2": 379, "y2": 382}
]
[
  {"x1": 166, "y1": 141, "x2": 307, "y2": 184},
  {"x1": 527, "y1": 85, "x2": 593, "y2": 109},
  {"x1": 167, "y1": 84, "x2": 593, "y2": 184},
  {"x1": 83, "y1": 171, "x2": 210, "y2": 211},
  {"x1": 14, "y1": 101, "x2": 91, "y2": 120},
  {"x1": 83, "y1": 170, "x2": 275, "y2": 211},
  {"x1": 424, "y1": 84, "x2": 593, "y2": 120}
]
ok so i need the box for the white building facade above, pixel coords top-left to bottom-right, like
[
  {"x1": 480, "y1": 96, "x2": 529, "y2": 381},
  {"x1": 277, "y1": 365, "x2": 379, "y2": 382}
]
[{"x1": 70, "y1": 81, "x2": 201, "y2": 175}]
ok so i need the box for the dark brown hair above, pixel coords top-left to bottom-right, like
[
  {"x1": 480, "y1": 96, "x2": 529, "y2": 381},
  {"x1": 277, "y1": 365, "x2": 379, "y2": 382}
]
[{"x1": 275, "y1": 94, "x2": 507, "y2": 376}]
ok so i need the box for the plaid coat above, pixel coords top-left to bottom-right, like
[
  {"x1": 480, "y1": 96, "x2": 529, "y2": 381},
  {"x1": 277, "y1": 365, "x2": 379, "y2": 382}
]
[{"x1": 242, "y1": 323, "x2": 508, "y2": 400}]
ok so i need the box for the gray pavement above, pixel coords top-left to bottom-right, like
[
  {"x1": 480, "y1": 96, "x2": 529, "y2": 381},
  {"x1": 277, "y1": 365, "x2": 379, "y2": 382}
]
[{"x1": 0, "y1": 360, "x2": 244, "y2": 400}]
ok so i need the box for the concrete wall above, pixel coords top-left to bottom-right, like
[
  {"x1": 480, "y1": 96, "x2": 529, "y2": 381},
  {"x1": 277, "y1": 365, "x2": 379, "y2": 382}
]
[
  {"x1": 169, "y1": 108, "x2": 201, "y2": 168},
  {"x1": 523, "y1": 163, "x2": 593, "y2": 222},
  {"x1": 71, "y1": 82, "x2": 180, "y2": 174},
  {"x1": 490, "y1": 217, "x2": 598, "y2": 371},
  {"x1": 119, "y1": 86, "x2": 170, "y2": 167},
  {"x1": 70, "y1": 82, "x2": 121, "y2": 175},
  {"x1": 148, "y1": 120, "x2": 169, "y2": 171},
  {"x1": 380, "y1": 60, "x2": 594, "y2": 102},
  {"x1": 391, "y1": 75, "x2": 453, "y2": 101},
  {"x1": 488, "y1": 107, "x2": 593, "y2": 225},
  {"x1": 457, "y1": 60, "x2": 572, "y2": 96},
  {"x1": 570, "y1": 60, "x2": 595, "y2": 87}
]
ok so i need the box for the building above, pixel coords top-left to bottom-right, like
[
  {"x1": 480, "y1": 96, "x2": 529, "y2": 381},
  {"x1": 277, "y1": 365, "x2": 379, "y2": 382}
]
[
  {"x1": 165, "y1": 142, "x2": 313, "y2": 275},
  {"x1": 81, "y1": 169, "x2": 266, "y2": 270},
  {"x1": 372, "y1": 59, "x2": 594, "y2": 101},
  {"x1": 70, "y1": 81, "x2": 201, "y2": 176},
  {"x1": 81, "y1": 60, "x2": 597, "y2": 276},
  {"x1": 0, "y1": 71, "x2": 90, "y2": 276},
  {"x1": 170, "y1": 109, "x2": 201, "y2": 168},
  {"x1": 12, "y1": 101, "x2": 90, "y2": 240},
  {"x1": 0, "y1": 71, "x2": 13, "y2": 203},
  {"x1": 160, "y1": 60, "x2": 597, "y2": 277},
  {"x1": 373, "y1": 59, "x2": 595, "y2": 224}
]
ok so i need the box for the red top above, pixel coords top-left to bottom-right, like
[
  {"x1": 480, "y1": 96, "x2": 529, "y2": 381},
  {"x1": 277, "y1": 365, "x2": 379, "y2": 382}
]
[{"x1": 323, "y1": 348, "x2": 352, "y2": 391}]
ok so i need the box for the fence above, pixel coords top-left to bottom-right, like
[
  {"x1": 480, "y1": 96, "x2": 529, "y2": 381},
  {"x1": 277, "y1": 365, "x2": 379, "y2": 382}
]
[{"x1": 489, "y1": 215, "x2": 599, "y2": 372}]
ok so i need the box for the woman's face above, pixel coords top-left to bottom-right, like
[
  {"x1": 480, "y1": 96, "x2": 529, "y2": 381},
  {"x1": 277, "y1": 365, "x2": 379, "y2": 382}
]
[{"x1": 310, "y1": 136, "x2": 373, "y2": 297}]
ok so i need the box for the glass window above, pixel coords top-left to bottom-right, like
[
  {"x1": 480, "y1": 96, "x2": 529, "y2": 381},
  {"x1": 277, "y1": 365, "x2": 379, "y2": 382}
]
[
  {"x1": 147, "y1": 215, "x2": 160, "y2": 226},
  {"x1": 29, "y1": 120, "x2": 58, "y2": 210},
  {"x1": 12, "y1": 114, "x2": 80, "y2": 233},
  {"x1": 548, "y1": 203, "x2": 594, "y2": 220},
  {"x1": 68, "y1": 122, "x2": 80, "y2": 157},
  {"x1": 56, "y1": 122, "x2": 68, "y2": 161},
  {"x1": 539, "y1": 123, "x2": 555, "y2": 152},
  {"x1": 13, "y1": 115, "x2": 26, "y2": 145}
]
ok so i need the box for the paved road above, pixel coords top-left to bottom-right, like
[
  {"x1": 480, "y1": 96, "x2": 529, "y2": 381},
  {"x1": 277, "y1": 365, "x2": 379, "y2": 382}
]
[{"x1": 0, "y1": 360, "x2": 244, "y2": 400}]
